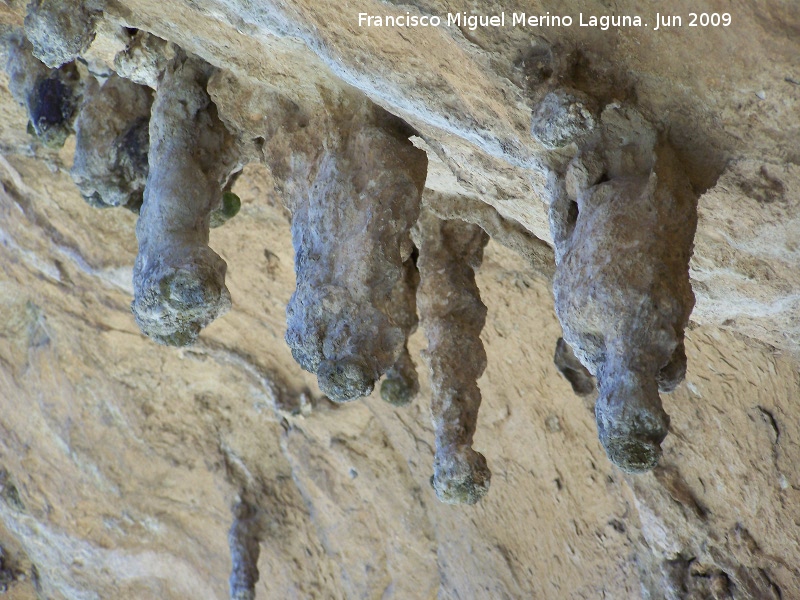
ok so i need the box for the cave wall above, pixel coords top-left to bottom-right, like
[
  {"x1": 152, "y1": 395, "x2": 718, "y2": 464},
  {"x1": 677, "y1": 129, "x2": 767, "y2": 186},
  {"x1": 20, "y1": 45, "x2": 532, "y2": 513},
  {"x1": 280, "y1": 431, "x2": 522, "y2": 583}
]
[{"x1": 0, "y1": 0, "x2": 798, "y2": 598}]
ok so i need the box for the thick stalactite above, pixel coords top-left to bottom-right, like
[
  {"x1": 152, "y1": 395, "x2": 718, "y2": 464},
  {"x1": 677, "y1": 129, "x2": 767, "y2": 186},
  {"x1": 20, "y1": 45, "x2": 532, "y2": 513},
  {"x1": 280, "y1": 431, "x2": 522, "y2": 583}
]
[
  {"x1": 281, "y1": 104, "x2": 427, "y2": 403},
  {"x1": 536, "y1": 97, "x2": 698, "y2": 473},
  {"x1": 131, "y1": 55, "x2": 242, "y2": 346}
]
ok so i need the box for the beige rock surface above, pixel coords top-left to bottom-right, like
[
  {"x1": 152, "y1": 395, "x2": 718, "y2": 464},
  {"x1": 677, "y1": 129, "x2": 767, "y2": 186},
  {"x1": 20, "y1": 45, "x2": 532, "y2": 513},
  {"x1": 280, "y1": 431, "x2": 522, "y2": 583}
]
[{"x1": 0, "y1": 1, "x2": 798, "y2": 599}]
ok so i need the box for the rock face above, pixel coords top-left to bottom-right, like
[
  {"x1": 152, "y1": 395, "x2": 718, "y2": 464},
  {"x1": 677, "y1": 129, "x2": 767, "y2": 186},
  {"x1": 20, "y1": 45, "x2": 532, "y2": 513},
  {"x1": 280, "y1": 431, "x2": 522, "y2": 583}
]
[{"x1": 0, "y1": 1, "x2": 798, "y2": 599}]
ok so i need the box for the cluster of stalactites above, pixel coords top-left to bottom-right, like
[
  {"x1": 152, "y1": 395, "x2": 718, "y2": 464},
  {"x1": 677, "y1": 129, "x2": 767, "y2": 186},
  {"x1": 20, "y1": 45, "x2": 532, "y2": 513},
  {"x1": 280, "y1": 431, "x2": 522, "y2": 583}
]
[
  {"x1": 8, "y1": 1, "x2": 500, "y2": 511},
  {"x1": 533, "y1": 88, "x2": 697, "y2": 474},
  {"x1": 4, "y1": 2, "x2": 245, "y2": 347}
]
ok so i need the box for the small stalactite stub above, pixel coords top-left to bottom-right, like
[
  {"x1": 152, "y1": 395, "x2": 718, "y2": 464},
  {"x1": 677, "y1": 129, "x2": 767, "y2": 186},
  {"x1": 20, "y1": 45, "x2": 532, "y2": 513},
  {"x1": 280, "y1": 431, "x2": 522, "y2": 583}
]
[
  {"x1": 70, "y1": 73, "x2": 152, "y2": 212},
  {"x1": 228, "y1": 501, "x2": 262, "y2": 600}
]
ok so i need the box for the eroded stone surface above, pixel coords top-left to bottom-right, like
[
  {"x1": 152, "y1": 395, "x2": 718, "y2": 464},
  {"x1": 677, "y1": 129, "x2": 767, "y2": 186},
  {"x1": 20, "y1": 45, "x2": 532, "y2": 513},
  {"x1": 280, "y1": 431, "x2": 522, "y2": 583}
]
[
  {"x1": 70, "y1": 73, "x2": 152, "y2": 211},
  {"x1": 24, "y1": 0, "x2": 101, "y2": 68},
  {"x1": 0, "y1": 1, "x2": 797, "y2": 598},
  {"x1": 553, "y1": 337, "x2": 595, "y2": 397},
  {"x1": 3, "y1": 32, "x2": 81, "y2": 149},
  {"x1": 281, "y1": 105, "x2": 426, "y2": 402}
]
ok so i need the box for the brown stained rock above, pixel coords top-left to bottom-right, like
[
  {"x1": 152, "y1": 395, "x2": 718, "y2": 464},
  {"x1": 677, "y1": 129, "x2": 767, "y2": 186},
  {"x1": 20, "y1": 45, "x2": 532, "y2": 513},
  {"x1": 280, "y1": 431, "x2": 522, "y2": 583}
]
[
  {"x1": 131, "y1": 56, "x2": 241, "y2": 346},
  {"x1": 413, "y1": 209, "x2": 490, "y2": 504},
  {"x1": 544, "y1": 102, "x2": 697, "y2": 473},
  {"x1": 24, "y1": 0, "x2": 101, "y2": 68},
  {"x1": 380, "y1": 252, "x2": 420, "y2": 407},
  {"x1": 70, "y1": 74, "x2": 152, "y2": 211},
  {"x1": 553, "y1": 337, "x2": 595, "y2": 397},
  {"x1": 3, "y1": 32, "x2": 82, "y2": 149},
  {"x1": 282, "y1": 104, "x2": 427, "y2": 403}
]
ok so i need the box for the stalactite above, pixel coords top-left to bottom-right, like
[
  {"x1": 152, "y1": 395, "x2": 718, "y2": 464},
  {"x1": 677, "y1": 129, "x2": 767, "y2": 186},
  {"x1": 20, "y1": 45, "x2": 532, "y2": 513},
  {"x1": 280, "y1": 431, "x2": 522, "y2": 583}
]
[
  {"x1": 131, "y1": 56, "x2": 242, "y2": 346},
  {"x1": 282, "y1": 105, "x2": 427, "y2": 402},
  {"x1": 24, "y1": 0, "x2": 101, "y2": 68},
  {"x1": 413, "y1": 209, "x2": 491, "y2": 504},
  {"x1": 536, "y1": 99, "x2": 697, "y2": 473},
  {"x1": 71, "y1": 74, "x2": 152, "y2": 211}
]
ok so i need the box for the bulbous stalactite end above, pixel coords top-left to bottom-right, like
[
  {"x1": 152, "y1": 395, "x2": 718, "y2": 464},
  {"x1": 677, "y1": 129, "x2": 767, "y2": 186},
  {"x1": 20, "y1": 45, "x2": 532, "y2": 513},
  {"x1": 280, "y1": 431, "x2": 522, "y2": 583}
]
[
  {"x1": 28, "y1": 72, "x2": 78, "y2": 147},
  {"x1": 131, "y1": 249, "x2": 231, "y2": 347},
  {"x1": 317, "y1": 359, "x2": 375, "y2": 403},
  {"x1": 432, "y1": 445, "x2": 491, "y2": 505},
  {"x1": 210, "y1": 192, "x2": 242, "y2": 228}
]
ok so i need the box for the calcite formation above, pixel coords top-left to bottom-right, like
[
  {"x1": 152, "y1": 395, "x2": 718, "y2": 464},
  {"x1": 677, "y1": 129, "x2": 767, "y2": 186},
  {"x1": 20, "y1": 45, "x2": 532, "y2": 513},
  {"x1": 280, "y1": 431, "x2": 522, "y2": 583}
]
[
  {"x1": 1, "y1": 1, "x2": 799, "y2": 598},
  {"x1": 3, "y1": 33, "x2": 81, "y2": 149},
  {"x1": 379, "y1": 252, "x2": 421, "y2": 407},
  {"x1": 24, "y1": 0, "x2": 101, "y2": 68},
  {"x1": 131, "y1": 55, "x2": 241, "y2": 346},
  {"x1": 114, "y1": 30, "x2": 177, "y2": 89},
  {"x1": 413, "y1": 209, "x2": 491, "y2": 504},
  {"x1": 283, "y1": 105, "x2": 427, "y2": 403},
  {"x1": 70, "y1": 73, "x2": 152, "y2": 211},
  {"x1": 538, "y1": 98, "x2": 697, "y2": 473}
]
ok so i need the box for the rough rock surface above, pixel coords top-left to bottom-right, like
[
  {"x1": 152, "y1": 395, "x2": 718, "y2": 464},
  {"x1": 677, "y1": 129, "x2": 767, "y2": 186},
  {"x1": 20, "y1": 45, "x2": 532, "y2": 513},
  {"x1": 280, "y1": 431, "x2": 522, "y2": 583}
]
[
  {"x1": 70, "y1": 73, "x2": 151, "y2": 210},
  {"x1": 2, "y1": 33, "x2": 82, "y2": 149},
  {"x1": 23, "y1": 0, "x2": 101, "y2": 68},
  {"x1": 0, "y1": 0, "x2": 797, "y2": 599},
  {"x1": 281, "y1": 102, "x2": 427, "y2": 403}
]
